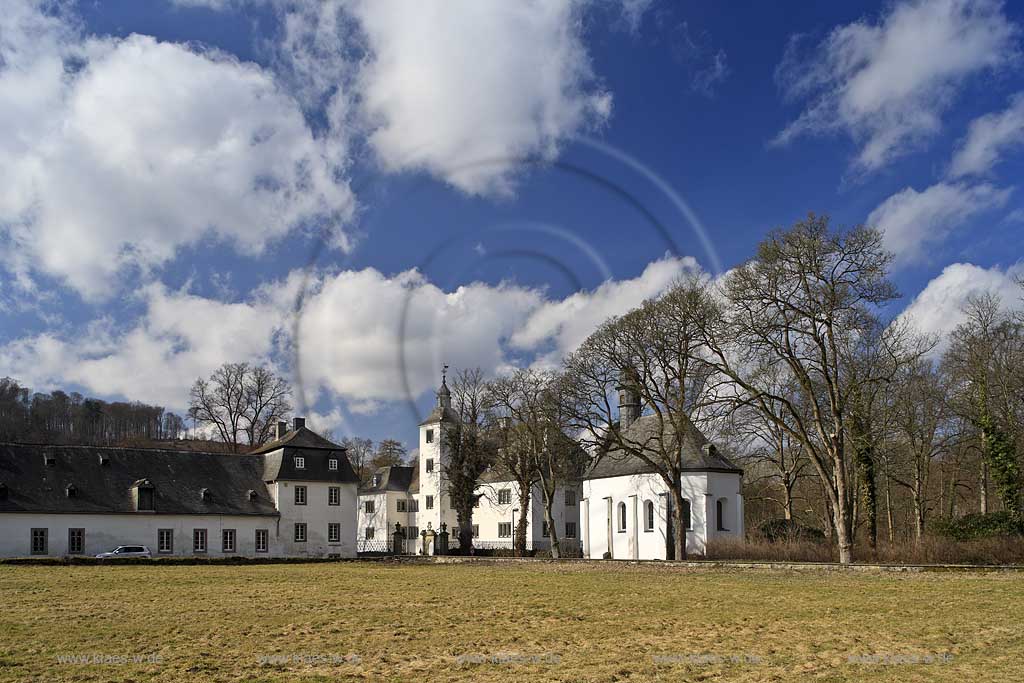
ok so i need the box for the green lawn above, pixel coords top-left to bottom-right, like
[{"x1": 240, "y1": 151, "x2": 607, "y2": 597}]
[{"x1": 0, "y1": 561, "x2": 1021, "y2": 682}]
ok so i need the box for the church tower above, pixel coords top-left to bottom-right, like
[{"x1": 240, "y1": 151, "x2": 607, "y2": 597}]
[{"x1": 417, "y1": 367, "x2": 457, "y2": 533}]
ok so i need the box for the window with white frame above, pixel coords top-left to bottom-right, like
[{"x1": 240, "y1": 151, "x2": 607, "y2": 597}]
[
  {"x1": 294, "y1": 457, "x2": 305, "y2": 469},
  {"x1": 682, "y1": 499, "x2": 692, "y2": 530},
  {"x1": 328, "y1": 458, "x2": 338, "y2": 471},
  {"x1": 157, "y1": 529, "x2": 173, "y2": 554},
  {"x1": 471, "y1": 524, "x2": 479, "y2": 538},
  {"x1": 405, "y1": 525, "x2": 419, "y2": 540},
  {"x1": 193, "y1": 528, "x2": 207, "y2": 553},
  {"x1": 617, "y1": 502, "x2": 627, "y2": 532},
  {"x1": 565, "y1": 522, "x2": 577, "y2": 538},
  {"x1": 329, "y1": 486, "x2": 340, "y2": 506},
  {"x1": 716, "y1": 498, "x2": 728, "y2": 531},
  {"x1": 397, "y1": 499, "x2": 407, "y2": 512},
  {"x1": 365, "y1": 527, "x2": 375, "y2": 540},
  {"x1": 255, "y1": 529, "x2": 269, "y2": 553},
  {"x1": 295, "y1": 485, "x2": 307, "y2": 505},
  {"x1": 644, "y1": 500, "x2": 655, "y2": 532},
  {"x1": 68, "y1": 528, "x2": 85, "y2": 554},
  {"x1": 294, "y1": 523, "x2": 307, "y2": 542},
  {"x1": 425, "y1": 429, "x2": 434, "y2": 443},
  {"x1": 328, "y1": 523, "x2": 341, "y2": 543},
  {"x1": 31, "y1": 528, "x2": 47, "y2": 555},
  {"x1": 426, "y1": 495, "x2": 434, "y2": 510},
  {"x1": 564, "y1": 489, "x2": 576, "y2": 506},
  {"x1": 497, "y1": 488, "x2": 512, "y2": 505},
  {"x1": 409, "y1": 499, "x2": 419, "y2": 512},
  {"x1": 364, "y1": 500, "x2": 375, "y2": 513},
  {"x1": 426, "y1": 458, "x2": 434, "y2": 472},
  {"x1": 222, "y1": 529, "x2": 236, "y2": 553},
  {"x1": 498, "y1": 522, "x2": 513, "y2": 537}
]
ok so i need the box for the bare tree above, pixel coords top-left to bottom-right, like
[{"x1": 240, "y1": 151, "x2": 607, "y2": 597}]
[
  {"x1": 698, "y1": 216, "x2": 900, "y2": 564},
  {"x1": 563, "y1": 274, "x2": 719, "y2": 560},
  {"x1": 483, "y1": 383, "x2": 538, "y2": 556},
  {"x1": 342, "y1": 436, "x2": 376, "y2": 484},
  {"x1": 489, "y1": 369, "x2": 586, "y2": 558},
  {"x1": 886, "y1": 357, "x2": 958, "y2": 541},
  {"x1": 444, "y1": 368, "x2": 500, "y2": 552},
  {"x1": 189, "y1": 363, "x2": 292, "y2": 452}
]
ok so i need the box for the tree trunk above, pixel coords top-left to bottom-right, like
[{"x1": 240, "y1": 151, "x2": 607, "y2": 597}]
[
  {"x1": 884, "y1": 467, "x2": 895, "y2": 545},
  {"x1": 782, "y1": 476, "x2": 795, "y2": 521},
  {"x1": 515, "y1": 485, "x2": 531, "y2": 557},
  {"x1": 668, "y1": 483, "x2": 688, "y2": 561},
  {"x1": 543, "y1": 487, "x2": 561, "y2": 559},
  {"x1": 980, "y1": 461, "x2": 989, "y2": 514},
  {"x1": 456, "y1": 506, "x2": 474, "y2": 554}
]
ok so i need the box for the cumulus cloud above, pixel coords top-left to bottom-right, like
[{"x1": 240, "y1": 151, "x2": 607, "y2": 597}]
[
  {"x1": 350, "y1": 0, "x2": 612, "y2": 195},
  {"x1": 866, "y1": 182, "x2": 1011, "y2": 266},
  {"x1": 511, "y1": 255, "x2": 700, "y2": 364},
  {"x1": 774, "y1": 0, "x2": 1019, "y2": 173},
  {"x1": 0, "y1": 257, "x2": 698, "y2": 414},
  {"x1": 898, "y1": 261, "x2": 1024, "y2": 355},
  {"x1": 948, "y1": 92, "x2": 1024, "y2": 178},
  {"x1": 0, "y1": 0, "x2": 354, "y2": 300}
]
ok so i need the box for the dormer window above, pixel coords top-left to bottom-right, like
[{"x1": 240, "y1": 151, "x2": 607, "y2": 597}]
[
  {"x1": 247, "y1": 489, "x2": 258, "y2": 501},
  {"x1": 373, "y1": 474, "x2": 381, "y2": 488},
  {"x1": 98, "y1": 454, "x2": 110, "y2": 466},
  {"x1": 44, "y1": 453, "x2": 56, "y2": 467},
  {"x1": 65, "y1": 484, "x2": 77, "y2": 498},
  {"x1": 200, "y1": 488, "x2": 210, "y2": 502},
  {"x1": 134, "y1": 480, "x2": 155, "y2": 512},
  {"x1": 294, "y1": 457, "x2": 305, "y2": 470},
  {"x1": 328, "y1": 458, "x2": 338, "y2": 471}
]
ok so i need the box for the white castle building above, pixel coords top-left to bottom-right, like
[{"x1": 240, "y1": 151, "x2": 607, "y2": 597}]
[
  {"x1": 0, "y1": 375, "x2": 743, "y2": 560},
  {"x1": 0, "y1": 418, "x2": 360, "y2": 559},
  {"x1": 357, "y1": 375, "x2": 582, "y2": 554}
]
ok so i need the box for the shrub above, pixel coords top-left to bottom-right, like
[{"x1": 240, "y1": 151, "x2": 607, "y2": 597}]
[
  {"x1": 756, "y1": 518, "x2": 827, "y2": 543},
  {"x1": 930, "y1": 512, "x2": 1024, "y2": 541}
]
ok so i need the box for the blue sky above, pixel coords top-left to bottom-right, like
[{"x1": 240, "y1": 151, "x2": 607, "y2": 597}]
[{"x1": 2, "y1": 0, "x2": 1024, "y2": 450}]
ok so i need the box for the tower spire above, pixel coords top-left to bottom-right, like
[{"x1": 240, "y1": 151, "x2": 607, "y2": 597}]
[{"x1": 437, "y1": 364, "x2": 452, "y2": 408}]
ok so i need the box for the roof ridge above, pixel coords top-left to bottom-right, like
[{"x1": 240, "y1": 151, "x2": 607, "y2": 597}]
[{"x1": 0, "y1": 441, "x2": 248, "y2": 457}]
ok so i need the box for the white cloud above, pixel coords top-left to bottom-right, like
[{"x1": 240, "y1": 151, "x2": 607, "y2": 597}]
[
  {"x1": 948, "y1": 93, "x2": 1024, "y2": 178},
  {"x1": 511, "y1": 255, "x2": 700, "y2": 364},
  {"x1": 0, "y1": 1, "x2": 354, "y2": 300},
  {"x1": 0, "y1": 257, "x2": 697, "y2": 412},
  {"x1": 867, "y1": 182, "x2": 1011, "y2": 265},
  {"x1": 349, "y1": 0, "x2": 612, "y2": 195},
  {"x1": 898, "y1": 261, "x2": 1024, "y2": 354},
  {"x1": 774, "y1": 0, "x2": 1019, "y2": 173}
]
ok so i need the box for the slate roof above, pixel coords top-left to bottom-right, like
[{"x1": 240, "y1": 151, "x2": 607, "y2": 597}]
[
  {"x1": 248, "y1": 426, "x2": 360, "y2": 484},
  {"x1": 0, "y1": 443, "x2": 279, "y2": 516},
  {"x1": 418, "y1": 405, "x2": 462, "y2": 426},
  {"x1": 585, "y1": 414, "x2": 742, "y2": 480},
  {"x1": 359, "y1": 465, "x2": 416, "y2": 494}
]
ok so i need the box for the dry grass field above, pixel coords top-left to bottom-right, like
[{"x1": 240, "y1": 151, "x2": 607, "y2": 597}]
[{"x1": 1, "y1": 560, "x2": 1022, "y2": 682}]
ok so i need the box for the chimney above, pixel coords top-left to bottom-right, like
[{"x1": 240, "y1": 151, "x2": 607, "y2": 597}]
[
  {"x1": 292, "y1": 417, "x2": 305, "y2": 431},
  {"x1": 275, "y1": 421, "x2": 288, "y2": 440}
]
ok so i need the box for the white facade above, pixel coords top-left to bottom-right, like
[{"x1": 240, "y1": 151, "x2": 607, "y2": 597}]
[
  {"x1": 355, "y1": 379, "x2": 582, "y2": 553},
  {"x1": 582, "y1": 470, "x2": 743, "y2": 559},
  {"x1": 0, "y1": 421, "x2": 360, "y2": 559}
]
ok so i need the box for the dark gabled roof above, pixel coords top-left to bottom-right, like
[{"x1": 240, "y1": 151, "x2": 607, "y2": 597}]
[
  {"x1": 359, "y1": 466, "x2": 416, "y2": 494},
  {"x1": 585, "y1": 414, "x2": 742, "y2": 480},
  {"x1": 248, "y1": 426, "x2": 345, "y2": 454},
  {"x1": 248, "y1": 427, "x2": 359, "y2": 484},
  {"x1": 0, "y1": 443, "x2": 279, "y2": 516},
  {"x1": 418, "y1": 405, "x2": 462, "y2": 426}
]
